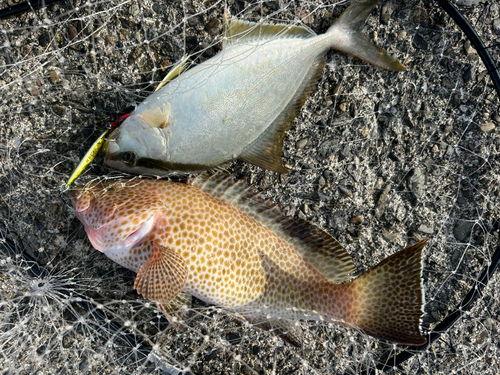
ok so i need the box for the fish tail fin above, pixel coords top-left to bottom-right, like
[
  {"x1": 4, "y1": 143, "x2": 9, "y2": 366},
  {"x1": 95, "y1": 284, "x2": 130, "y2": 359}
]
[
  {"x1": 348, "y1": 239, "x2": 427, "y2": 345},
  {"x1": 326, "y1": 0, "x2": 406, "y2": 71}
]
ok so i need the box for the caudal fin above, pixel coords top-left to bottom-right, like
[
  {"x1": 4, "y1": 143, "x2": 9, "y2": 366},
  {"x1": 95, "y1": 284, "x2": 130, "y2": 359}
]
[
  {"x1": 327, "y1": 0, "x2": 406, "y2": 71},
  {"x1": 351, "y1": 239, "x2": 427, "y2": 345}
]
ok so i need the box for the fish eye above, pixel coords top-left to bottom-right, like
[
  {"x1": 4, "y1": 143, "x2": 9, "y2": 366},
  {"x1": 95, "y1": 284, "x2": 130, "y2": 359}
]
[{"x1": 123, "y1": 151, "x2": 136, "y2": 165}]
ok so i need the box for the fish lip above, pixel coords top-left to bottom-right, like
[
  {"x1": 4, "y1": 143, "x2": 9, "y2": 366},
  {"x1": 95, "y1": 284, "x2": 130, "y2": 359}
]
[{"x1": 100, "y1": 139, "x2": 109, "y2": 154}]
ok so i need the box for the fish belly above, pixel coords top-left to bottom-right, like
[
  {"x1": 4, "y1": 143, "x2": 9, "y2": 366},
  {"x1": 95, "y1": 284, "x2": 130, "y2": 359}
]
[{"x1": 135, "y1": 37, "x2": 327, "y2": 167}]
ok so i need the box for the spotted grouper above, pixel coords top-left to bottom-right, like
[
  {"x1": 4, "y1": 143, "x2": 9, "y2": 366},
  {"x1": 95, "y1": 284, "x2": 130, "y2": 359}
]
[
  {"x1": 70, "y1": 174, "x2": 427, "y2": 346},
  {"x1": 103, "y1": 0, "x2": 406, "y2": 176}
]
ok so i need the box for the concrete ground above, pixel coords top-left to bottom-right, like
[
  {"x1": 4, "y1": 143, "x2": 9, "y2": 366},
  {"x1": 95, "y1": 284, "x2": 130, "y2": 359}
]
[{"x1": 1, "y1": 0, "x2": 499, "y2": 373}]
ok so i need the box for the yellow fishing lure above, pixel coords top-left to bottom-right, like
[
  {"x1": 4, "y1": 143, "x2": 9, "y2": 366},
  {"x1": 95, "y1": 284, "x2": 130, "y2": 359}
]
[
  {"x1": 65, "y1": 56, "x2": 189, "y2": 186},
  {"x1": 65, "y1": 129, "x2": 108, "y2": 187}
]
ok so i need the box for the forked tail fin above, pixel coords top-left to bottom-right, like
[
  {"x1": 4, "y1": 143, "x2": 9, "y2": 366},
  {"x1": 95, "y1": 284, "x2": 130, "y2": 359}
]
[
  {"x1": 326, "y1": 0, "x2": 406, "y2": 71},
  {"x1": 350, "y1": 239, "x2": 427, "y2": 345}
]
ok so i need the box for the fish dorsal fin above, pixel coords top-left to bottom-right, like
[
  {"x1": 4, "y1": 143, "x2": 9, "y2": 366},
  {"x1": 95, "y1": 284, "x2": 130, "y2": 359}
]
[
  {"x1": 134, "y1": 242, "x2": 188, "y2": 305},
  {"x1": 223, "y1": 17, "x2": 314, "y2": 48},
  {"x1": 141, "y1": 102, "x2": 170, "y2": 128},
  {"x1": 189, "y1": 173, "x2": 355, "y2": 282},
  {"x1": 238, "y1": 53, "x2": 326, "y2": 173}
]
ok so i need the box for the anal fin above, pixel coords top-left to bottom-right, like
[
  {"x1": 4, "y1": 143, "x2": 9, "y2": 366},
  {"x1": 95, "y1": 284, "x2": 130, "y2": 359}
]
[
  {"x1": 238, "y1": 54, "x2": 326, "y2": 173},
  {"x1": 238, "y1": 122, "x2": 290, "y2": 173}
]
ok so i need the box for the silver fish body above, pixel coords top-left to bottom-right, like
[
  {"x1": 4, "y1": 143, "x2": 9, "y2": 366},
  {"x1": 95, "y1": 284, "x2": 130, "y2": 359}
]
[{"x1": 104, "y1": 0, "x2": 405, "y2": 175}]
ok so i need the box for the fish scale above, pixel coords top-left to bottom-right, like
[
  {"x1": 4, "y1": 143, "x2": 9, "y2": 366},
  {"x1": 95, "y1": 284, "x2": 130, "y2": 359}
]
[{"x1": 71, "y1": 175, "x2": 428, "y2": 346}]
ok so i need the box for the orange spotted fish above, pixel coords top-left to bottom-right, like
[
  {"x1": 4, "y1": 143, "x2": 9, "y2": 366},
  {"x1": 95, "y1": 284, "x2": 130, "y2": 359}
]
[{"x1": 70, "y1": 174, "x2": 427, "y2": 345}]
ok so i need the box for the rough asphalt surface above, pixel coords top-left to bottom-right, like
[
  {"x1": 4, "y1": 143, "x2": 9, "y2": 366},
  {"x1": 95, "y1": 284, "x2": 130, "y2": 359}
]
[{"x1": 0, "y1": 0, "x2": 499, "y2": 373}]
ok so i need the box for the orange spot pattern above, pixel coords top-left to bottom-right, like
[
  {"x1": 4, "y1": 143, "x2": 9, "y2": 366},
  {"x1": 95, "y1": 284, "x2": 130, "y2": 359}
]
[{"x1": 72, "y1": 179, "x2": 354, "y2": 322}]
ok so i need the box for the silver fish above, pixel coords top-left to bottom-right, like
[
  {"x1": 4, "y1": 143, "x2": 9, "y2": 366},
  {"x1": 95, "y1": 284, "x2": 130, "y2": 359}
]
[{"x1": 104, "y1": 0, "x2": 406, "y2": 175}]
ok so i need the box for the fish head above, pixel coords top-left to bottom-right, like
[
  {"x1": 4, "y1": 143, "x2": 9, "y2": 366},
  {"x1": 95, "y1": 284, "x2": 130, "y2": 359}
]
[
  {"x1": 102, "y1": 114, "x2": 171, "y2": 176},
  {"x1": 103, "y1": 113, "x2": 213, "y2": 175},
  {"x1": 69, "y1": 180, "x2": 163, "y2": 258}
]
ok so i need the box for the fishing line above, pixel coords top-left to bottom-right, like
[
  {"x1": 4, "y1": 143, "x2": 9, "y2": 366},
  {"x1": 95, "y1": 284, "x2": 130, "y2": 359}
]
[
  {"x1": 1, "y1": 0, "x2": 499, "y2": 373},
  {"x1": 0, "y1": 224, "x2": 179, "y2": 372},
  {"x1": 436, "y1": 0, "x2": 500, "y2": 100},
  {"x1": 359, "y1": 0, "x2": 500, "y2": 372},
  {"x1": 0, "y1": 0, "x2": 64, "y2": 19},
  {"x1": 362, "y1": 226, "x2": 500, "y2": 375}
]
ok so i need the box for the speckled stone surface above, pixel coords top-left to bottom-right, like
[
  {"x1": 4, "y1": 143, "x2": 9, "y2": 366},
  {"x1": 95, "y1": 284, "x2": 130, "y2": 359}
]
[{"x1": 0, "y1": 0, "x2": 499, "y2": 374}]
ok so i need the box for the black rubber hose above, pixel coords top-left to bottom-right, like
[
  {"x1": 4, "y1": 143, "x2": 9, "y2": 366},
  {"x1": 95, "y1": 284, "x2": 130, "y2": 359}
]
[
  {"x1": 436, "y1": 0, "x2": 500, "y2": 100},
  {"x1": 364, "y1": 231, "x2": 500, "y2": 374},
  {"x1": 358, "y1": 0, "x2": 500, "y2": 372}
]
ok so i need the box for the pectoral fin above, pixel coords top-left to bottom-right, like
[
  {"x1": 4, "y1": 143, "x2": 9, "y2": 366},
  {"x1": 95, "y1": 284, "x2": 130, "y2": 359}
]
[
  {"x1": 141, "y1": 102, "x2": 170, "y2": 128},
  {"x1": 134, "y1": 242, "x2": 188, "y2": 306}
]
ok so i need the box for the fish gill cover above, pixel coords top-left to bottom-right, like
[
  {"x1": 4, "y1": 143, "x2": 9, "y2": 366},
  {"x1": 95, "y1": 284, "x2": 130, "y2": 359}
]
[{"x1": 0, "y1": 0, "x2": 499, "y2": 374}]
